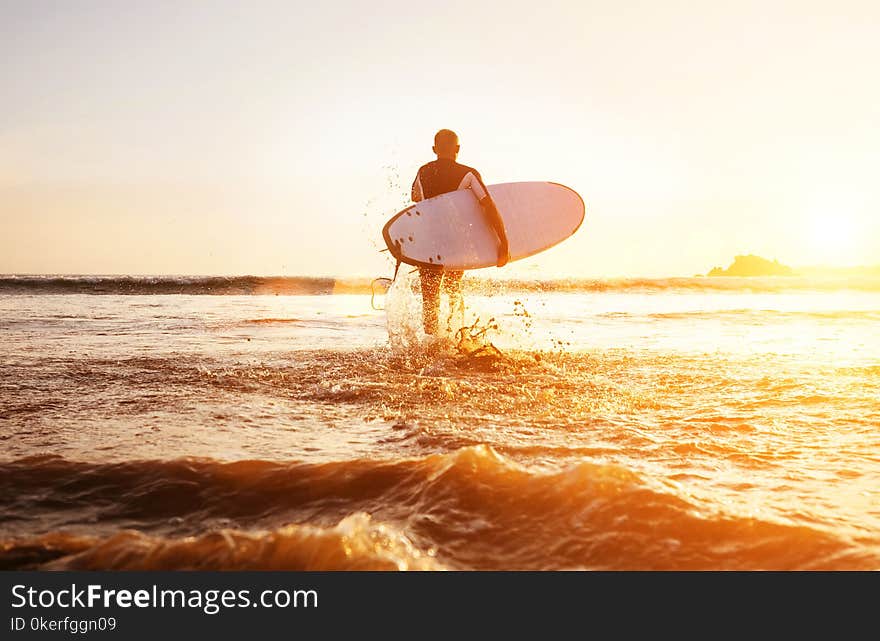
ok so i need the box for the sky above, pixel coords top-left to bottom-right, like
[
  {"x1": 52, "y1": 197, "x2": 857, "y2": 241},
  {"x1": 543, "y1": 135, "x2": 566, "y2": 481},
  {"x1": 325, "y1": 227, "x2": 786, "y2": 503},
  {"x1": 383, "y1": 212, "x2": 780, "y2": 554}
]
[{"x1": 2, "y1": 0, "x2": 879, "y2": 278}]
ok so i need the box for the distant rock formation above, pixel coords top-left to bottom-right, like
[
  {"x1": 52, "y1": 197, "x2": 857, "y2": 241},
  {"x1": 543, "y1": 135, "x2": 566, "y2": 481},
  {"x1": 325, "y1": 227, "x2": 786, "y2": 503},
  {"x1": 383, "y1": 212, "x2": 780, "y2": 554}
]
[{"x1": 707, "y1": 255, "x2": 796, "y2": 277}]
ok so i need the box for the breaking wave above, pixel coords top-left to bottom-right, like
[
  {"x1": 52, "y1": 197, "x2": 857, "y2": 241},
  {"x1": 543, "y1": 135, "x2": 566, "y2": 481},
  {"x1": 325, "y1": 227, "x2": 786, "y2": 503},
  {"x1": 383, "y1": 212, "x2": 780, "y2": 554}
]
[
  {"x1": 3, "y1": 274, "x2": 880, "y2": 296},
  {"x1": 2, "y1": 447, "x2": 875, "y2": 570}
]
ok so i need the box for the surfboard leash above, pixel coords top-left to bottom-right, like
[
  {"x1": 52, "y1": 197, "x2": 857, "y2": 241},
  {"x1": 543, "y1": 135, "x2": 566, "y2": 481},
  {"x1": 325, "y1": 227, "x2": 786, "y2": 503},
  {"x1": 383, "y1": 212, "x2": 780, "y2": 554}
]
[{"x1": 370, "y1": 258, "x2": 402, "y2": 310}]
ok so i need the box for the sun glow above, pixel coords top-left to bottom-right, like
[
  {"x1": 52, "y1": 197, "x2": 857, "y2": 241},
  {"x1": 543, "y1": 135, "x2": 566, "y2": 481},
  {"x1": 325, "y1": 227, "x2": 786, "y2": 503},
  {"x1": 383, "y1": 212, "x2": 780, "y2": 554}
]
[{"x1": 805, "y1": 211, "x2": 858, "y2": 265}]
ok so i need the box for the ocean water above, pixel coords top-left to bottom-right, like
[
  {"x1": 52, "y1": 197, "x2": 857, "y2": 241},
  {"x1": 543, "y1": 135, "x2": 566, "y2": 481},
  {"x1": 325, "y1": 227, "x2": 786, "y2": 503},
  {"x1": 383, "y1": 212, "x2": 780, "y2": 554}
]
[{"x1": 1, "y1": 274, "x2": 879, "y2": 570}]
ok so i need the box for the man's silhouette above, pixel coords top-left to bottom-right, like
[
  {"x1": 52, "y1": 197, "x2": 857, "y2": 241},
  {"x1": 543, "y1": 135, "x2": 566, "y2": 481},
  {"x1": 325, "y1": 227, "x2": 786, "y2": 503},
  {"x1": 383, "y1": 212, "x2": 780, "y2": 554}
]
[{"x1": 411, "y1": 129, "x2": 510, "y2": 335}]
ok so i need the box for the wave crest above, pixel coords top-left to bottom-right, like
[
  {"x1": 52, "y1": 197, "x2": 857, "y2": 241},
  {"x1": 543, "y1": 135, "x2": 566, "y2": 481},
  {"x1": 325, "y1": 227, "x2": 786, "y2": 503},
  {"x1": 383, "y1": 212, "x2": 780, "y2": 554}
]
[
  {"x1": 1, "y1": 447, "x2": 875, "y2": 570},
  {"x1": 4, "y1": 274, "x2": 880, "y2": 295},
  {"x1": 4, "y1": 514, "x2": 443, "y2": 571}
]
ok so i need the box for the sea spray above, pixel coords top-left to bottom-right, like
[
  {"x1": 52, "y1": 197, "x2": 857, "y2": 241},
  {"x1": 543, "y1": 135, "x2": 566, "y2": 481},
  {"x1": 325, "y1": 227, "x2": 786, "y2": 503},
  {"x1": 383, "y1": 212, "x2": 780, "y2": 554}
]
[
  {"x1": 384, "y1": 270, "x2": 424, "y2": 350},
  {"x1": 384, "y1": 270, "x2": 555, "y2": 359},
  {"x1": 454, "y1": 317, "x2": 503, "y2": 360},
  {"x1": 384, "y1": 269, "x2": 470, "y2": 350}
]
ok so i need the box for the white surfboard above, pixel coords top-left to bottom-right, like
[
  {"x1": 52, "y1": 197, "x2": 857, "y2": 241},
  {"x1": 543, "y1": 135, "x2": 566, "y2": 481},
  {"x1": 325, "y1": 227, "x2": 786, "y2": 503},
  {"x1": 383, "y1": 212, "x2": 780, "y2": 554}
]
[{"x1": 382, "y1": 182, "x2": 585, "y2": 270}]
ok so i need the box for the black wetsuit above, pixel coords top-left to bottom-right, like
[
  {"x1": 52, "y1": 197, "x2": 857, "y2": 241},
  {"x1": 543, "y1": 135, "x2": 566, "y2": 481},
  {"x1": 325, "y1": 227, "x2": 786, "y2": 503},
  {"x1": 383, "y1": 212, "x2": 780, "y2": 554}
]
[{"x1": 411, "y1": 159, "x2": 490, "y2": 203}]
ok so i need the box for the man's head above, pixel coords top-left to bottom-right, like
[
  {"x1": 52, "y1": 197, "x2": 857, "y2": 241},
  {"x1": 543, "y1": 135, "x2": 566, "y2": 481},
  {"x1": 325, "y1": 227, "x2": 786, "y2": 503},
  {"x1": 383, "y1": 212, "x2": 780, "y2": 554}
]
[{"x1": 433, "y1": 129, "x2": 459, "y2": 160}]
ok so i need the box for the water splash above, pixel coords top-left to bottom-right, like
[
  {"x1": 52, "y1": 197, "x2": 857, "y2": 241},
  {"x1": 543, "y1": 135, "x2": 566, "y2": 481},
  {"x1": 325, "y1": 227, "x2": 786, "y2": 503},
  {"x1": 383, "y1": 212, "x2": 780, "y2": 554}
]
[
  {"x1": 384, "y1": 269, "x2": 471, "y2": 351},
  {"x1": 454, "y1": 317, "x2": 503, "y2": 360},
  {"x1": 385, "y1": 270, "x2": 424, "y2": 350}
]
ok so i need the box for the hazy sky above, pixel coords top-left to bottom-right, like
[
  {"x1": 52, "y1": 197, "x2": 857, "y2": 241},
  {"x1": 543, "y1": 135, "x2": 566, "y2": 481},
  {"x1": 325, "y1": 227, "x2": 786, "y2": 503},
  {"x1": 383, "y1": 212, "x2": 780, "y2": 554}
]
[{"x1": 2, "y1": 0, "x2": 878, "y2": 277}]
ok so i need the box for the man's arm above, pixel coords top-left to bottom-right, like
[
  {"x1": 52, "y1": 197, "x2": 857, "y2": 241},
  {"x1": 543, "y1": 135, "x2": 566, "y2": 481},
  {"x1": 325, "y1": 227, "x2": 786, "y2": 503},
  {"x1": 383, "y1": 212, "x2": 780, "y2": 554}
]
[
  {"x1": 459, "y1": 171, "x2": 510, "y2": 267},
  {"x1": 411, "y1": 172, "x2": 424, "y2": 203},
  {"x1": 479, "y1": 195, "x2": 509, "y2": 267}
]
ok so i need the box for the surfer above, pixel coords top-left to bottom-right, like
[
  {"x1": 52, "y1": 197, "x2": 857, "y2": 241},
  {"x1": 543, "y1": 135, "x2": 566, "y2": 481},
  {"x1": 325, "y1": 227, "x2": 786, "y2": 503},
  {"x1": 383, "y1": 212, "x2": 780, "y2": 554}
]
[{"x1": 411, "y1": 129, "x2": 510, "y2": 335}]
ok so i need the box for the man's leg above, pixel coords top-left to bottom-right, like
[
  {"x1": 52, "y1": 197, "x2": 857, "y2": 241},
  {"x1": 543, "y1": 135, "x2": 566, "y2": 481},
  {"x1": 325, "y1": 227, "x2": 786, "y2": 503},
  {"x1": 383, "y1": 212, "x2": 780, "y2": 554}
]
[
  {"x1": 442, "y1": 270, "x2": 465, "y2": 333},
  {"x1": 419, "y1": 267, "x2": 442, "y2": 335}
]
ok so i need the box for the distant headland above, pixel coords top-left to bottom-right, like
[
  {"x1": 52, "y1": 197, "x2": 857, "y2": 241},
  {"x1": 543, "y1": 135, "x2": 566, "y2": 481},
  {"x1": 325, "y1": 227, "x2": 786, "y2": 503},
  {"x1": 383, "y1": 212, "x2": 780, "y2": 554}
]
[
  {"x1": 707, "y1": 255, "x2": 796, "y2": 277},
  {"x1": 706, "y1": 255, "x2": 880, "y2": 278}
]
